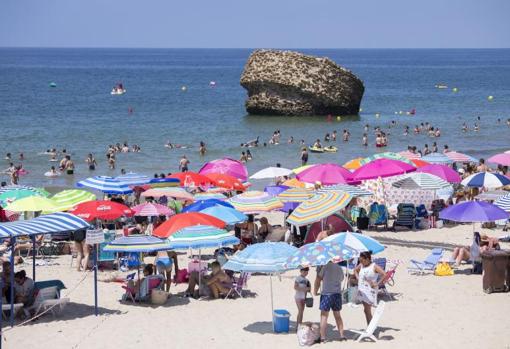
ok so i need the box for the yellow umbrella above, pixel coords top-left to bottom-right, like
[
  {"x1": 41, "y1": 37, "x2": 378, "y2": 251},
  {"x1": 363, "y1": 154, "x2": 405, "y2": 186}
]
[
  {"x1": 282, "y1": 178, "x2": 306, "y2": 188},
  {"x1": 292, "y1": 165, "x2": 313, "y2": 174},
  {"x1": 5, "y1": 196, "x2": 58, "y2": 212},
  {"x1": 343, "y1": 157, "x2": 363, "y2": 170}
]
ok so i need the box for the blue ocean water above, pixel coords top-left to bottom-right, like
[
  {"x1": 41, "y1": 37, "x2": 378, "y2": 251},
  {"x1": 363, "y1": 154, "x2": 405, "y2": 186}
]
[{"x1": 0, "y1": 48, "x2": 509, "y2": 188}]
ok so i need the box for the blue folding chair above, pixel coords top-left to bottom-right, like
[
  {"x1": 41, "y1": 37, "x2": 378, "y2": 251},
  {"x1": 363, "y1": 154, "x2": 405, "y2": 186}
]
[{"x1": 408, "y1": 248, "x2": 444, "y2": 274}]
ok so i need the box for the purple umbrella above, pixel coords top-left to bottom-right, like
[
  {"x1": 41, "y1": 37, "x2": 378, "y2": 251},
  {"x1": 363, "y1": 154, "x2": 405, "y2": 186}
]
[
  {"x1": 439, "y1": 201, "x2": 509, "y2": 223},
  {"x1": 351, "y1": 159, "x2": 416, "y2": 182},
  {"x1": 264, "y1": 185, "x2": 289, "y2": 197}
]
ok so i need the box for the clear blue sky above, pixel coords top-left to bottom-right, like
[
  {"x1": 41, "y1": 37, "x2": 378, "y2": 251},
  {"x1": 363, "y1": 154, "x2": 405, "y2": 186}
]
[{"x1": 0, "y1": 0, "x2": 509, "y2": 48}]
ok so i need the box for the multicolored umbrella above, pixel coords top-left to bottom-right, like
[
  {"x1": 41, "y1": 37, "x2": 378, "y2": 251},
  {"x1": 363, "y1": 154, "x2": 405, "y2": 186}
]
[
  {"x1": 287, "y1": 192, "x2": 352, "y2": 226},
  {"x1": 5, "y1": 196, "x2": 57, "y2": 212},
  {"x1": 131, "y1": 202, "x2": 174, "y2": 216},
  {"x1": 228, "y1": 191, "x2": 283, "y2": 213},
  {"x1": 488, "y1": 153, "x2": 510, "y2": 166},
  {"x1": 296, "y1": 163, "x2": 353, "y2": 185},
  {"x1": 476, "y1": 190, "x2": 509, "y2": 201},
  {"x1": 417, "y1": 164, "x2": 461, "y2": 183},
  {"x1": 323, "y1": 232, "x2": 385, "y2": 254},
  {"x1": 199, "y1": 158, "x2": 248, "y2": 181},
  {"x1": 277, "y1": 187, "x2": 315, "y2": 203},
  {"x1": 285, "y1": 241, "x2": 355, "y2": 269},
  {"x1": 103, "y1": 235, "x2": 172, "y2": 253},
  {"x1": 421, "y1": 153, "x2": 453, "y2": 164},
  {"x1": 168, "y1": 172, "x2": 213, "y2": 188},
  {"x1": 392, "y1": 173, "x2": 450, "y2": 190},
  {"x1": 115, "y1": 173, "x2": 151, "y2": 186},
  {"x1": 282, "y1": 178, "x2": 307, "y2": 188},
  {"x1": 69, "y1": 200, "x2": 133, "y2": 221},
  {"x1": 494, "y1": 193, "x2": 510, "y2": 212},
  {"x1": 47, "y1": 189, "x2": 96, "y2": 212},
  {"x1": 200, "y1": 205, "x2": 248, "y2": 225},
  {"x1": 398, "y1": 151, "x2": 422, "y2": 160},
  {"x1": 319, "y1": 184, "x2": 373, "y2": 197},
  {"x1": 141, "y1": 187, "x2": 194, "y2": 201},
  {"x1": 152, "y1": 212, "x2": 226, "y2": 238},
  {"x1": 461, "y1": 172, "x2": 510, "y2": 188},
  {"x1": 76, "y1": 176, "x2": 133, "y2": 194},
  {"x1": 360, "y1": 152, "x2": 414, "y2": 166},
  {"x1": 439, "y1": 201, "x2": 508, "y2": 222},
  {"x1": 264, "y1": 185, "x2": 290, "y2": 197},
  {"x1": 351, "y1": 159, "x2": 416, "y2": 181},
  {"x1": 250, "y1": 167, "x2": 293, "y2": 179},
  {"x1": 444, "y1": 151, "x2": 477, "y2": 163},
  {"x1": 193, "y1": 192, "x2": 227, "y2": 201},
  {"x1": 182, "y1": 199, "x2": 233, "y2": 213},
  {"x1": 166, "y1": 225, "x2": 239, "y2": 249}
]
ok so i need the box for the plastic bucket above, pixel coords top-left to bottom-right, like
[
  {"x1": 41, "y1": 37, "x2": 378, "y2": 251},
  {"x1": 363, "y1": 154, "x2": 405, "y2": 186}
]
[{"x1": 273, "y1": 309, "x2": 290, "y2": 333}]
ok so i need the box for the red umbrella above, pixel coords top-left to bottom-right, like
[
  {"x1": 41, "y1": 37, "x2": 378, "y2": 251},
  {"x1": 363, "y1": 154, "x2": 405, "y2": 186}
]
[
  {"x1": 205, "y1": 173, "x2": 246, "y2": 191},
  {"x1": 152, "y1": 212, "x2": 225, "y2": 238},
  {"x1": 167, "y1": 172, "x2": 213, "y2": 187},
  {"x1": 69, "y1": 200, "x2": 133, "y2": 222}
]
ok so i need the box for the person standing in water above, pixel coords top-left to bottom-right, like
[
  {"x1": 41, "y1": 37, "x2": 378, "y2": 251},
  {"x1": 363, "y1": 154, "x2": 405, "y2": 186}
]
[
  {"x1": 301, "y1": 148, "x2": 309, "y2": 166},
  {"x1": 199, "y1": 141, "x2": 207, "y2": 156},
  {"x1": 179, "y1": 155, "x2": 190, "y2": 172},
  {"x1": 86, "y1": 153, "x2": 97, "y2": 170}
]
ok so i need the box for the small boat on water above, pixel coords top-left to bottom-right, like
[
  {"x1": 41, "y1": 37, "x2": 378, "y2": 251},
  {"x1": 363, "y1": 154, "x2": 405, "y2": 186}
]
[
  {"x1": 435, "y1": 84, "x2": 448, "y2": 89},
  {"x1": 111, "y1": 83, "x2": 126, "y2": 95}
]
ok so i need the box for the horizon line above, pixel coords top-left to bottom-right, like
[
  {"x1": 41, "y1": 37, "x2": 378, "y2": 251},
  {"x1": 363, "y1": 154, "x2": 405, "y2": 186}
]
[{"x1": 1, "y1": 46, "x2": 509, "y2": 50}]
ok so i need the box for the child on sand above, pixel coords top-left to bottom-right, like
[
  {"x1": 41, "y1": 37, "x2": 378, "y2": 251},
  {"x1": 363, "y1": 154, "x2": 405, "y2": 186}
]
[{"x1": 294, "y1": 267, "x2": 311, "y2": 325}]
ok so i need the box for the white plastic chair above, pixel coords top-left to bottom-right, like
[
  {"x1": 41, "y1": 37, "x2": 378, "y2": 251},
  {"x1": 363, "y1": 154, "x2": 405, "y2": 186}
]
[
  {"x1": 351, "y1": 300, "x2": 386, "y2": 342},
  {"x1": 24, "y1": 286, "x2": 69, "y2": 318},
  {"x1": 2, "y1": 303, "x2": 24, "y2": 320}
]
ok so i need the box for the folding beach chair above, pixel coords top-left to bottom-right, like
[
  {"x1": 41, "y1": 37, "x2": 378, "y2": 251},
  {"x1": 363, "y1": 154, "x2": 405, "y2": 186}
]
[
  {"x1": 369, "y1": 203, "x2": 388, "y2": 230},
  {"x1": 393, "y1": 203, "x2": 416, "y2": 231},
  {"x1": 225, "y1": 272, "x2": 250, "y2": 299},
  {"x1": 2, "y1": 303, "x2": 24, "y2": 320},
  {"x1": 122, "y1": 274, "x2": 164, "y2": 302},
  {"x1": 24, "y1": 286, "x2": 70, "y2": 318},
  {"x1": 351, "y1": 301, "x2": 386, "y2": 342},
  {"x1": 408, "y1": 248, "x2": 444, "y2": 274}
]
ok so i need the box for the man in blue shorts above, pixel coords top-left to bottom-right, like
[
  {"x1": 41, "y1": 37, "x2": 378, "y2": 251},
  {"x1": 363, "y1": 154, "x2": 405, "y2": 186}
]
[{"x1": 314, "y1": 261, "x2": 346, "y2": 342}]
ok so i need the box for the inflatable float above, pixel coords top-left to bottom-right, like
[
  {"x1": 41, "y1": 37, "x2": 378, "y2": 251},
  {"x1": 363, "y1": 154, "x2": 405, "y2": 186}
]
[
  {"x1": 324, "y1": 146, "x2": 338, "y2": 153},
  {"x1": 45, "y1": 171, "x2": 61, "y2": 177},
  {"x1": 309, "y1": 146, "x2": 324, "y2": 153}
]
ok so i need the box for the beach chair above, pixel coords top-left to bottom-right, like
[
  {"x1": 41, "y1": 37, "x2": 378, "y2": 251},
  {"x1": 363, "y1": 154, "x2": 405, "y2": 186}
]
[
  {"x1": 24, "y1": 286, "x2": 70, "y2": 318},
  {"x1": 368, "y1": 203, "x2": 388, "y2": 230},
  {"x1": 2, "y1": 303, "x2": 24, "y2": 320},
  {"x1": 393, "y1": 203, "x2": 416, "y2": 231},
  {"x1": 408, "y1": 248, "x2": 444, "y2": 274},
  {"x1": 351, "y1": 301, "x2": 386, "y2": 342},
  {"x1": 122, "y1": 274, "x2": 164, "y2": 302},
  {"x1": 224, "y1": 272, "x2": 250, "y2": 299}
]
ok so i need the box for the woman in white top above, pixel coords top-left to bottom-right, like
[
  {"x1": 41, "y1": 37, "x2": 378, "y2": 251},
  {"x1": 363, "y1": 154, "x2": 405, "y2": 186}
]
[{"x1": 354, "y1": 251, "x2": 385, "y2": 324}]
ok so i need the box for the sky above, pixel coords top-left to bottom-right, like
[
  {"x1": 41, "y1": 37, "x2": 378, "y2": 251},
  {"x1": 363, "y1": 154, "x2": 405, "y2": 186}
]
[{"x1": 0, "y1": 0, "x2": 509, "y2": 48}]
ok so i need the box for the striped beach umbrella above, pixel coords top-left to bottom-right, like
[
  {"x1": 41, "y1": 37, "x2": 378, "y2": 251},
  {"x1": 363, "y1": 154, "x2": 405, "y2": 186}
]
[
  {"x1": 76, "y1": 176, "x2": 133, "y2": 194},
  {"x1": 285, "y1": 241, "x2": 356, "y2": 269},
  {"x1": 115, "y1": 173, "x2": 151, "y2": 186},
  {"x1": 444, "y1": 151, "x2": 477, "y2": 163},
  {"x1": 319, "y1": 184, "x2": 373, "y2": 197},
  {"x1": 488, "y1": 153, "x2": 510, "y2": 166},
  {"x1": 0, "y1": 185, "x2": 47, "y2": 195},
  {"x1": 461, "y1": 172, "x2": 510, "y2": 188},
  {"x1": 282, "y1": 178, "x2": 307, "y2": 188},
  {"x1": 277, "y1": 187, "x2": 315, "y2": 203},
  {"x1": 392, "y1": 173, "x2": 451, "y2": 190},
  {"x1": 182, "y1": 199, "x2": 233, "y2": 213},
  {"x1": 0, "y1": 212, "x2": 90, "y2": 238},
  {"x1": 399, "y1": 151, "x2": 422, "y2": 160},
  {"x1": 251, "y1": 167, "x2": 293, "y2": 179},
  {"x1": 360, "y1": 152, "x2": 414, "y2": 166},
  {"x1": 103, "y1": 235, "x2": 172, "y2": 253},
  {"x1": 131, "y1": 202, "x2": 174, "y2": 216},
  {"x1": 494, "y1": 193, "x2": 510, "y2": 212},
  {"x1": 148, "y1": 177, "x2": 180, "y2": 188},
  {"x1": 421, "y1": 153, "x2": 453, "y2": 164},
  {"x1": 48, "y1": 189, "x2": 96, "y2": 212},
  {"x1": 475, "y1": 190, "x2": 509, "y2": 201},
  {"x1": 141, "y1": 187, "x2": 194, "y2": 201},
  {"x1": 0, "y1": 188, "x2": 44, "y2": 205},
  {"x1": 200, "y1": 205, "x2": 248, "y2": 225},
  {"x1": 228, "y1": 191, "x2": 283, "y2": 213},
  {"x1": 193, "y1": 192, "x2": 227, "y2": 201},
  {"x1": 166, "y1": 225, "x2": 239, "y2": 249},
  {"x1": 5, "y1": 196, "x2": 57, "y2": 212},
  {"x1": 323, "y1": 232, "x2": 385, "y2": 254},
  {"x1": 287, "y1": 192, "x2": 352, "y2": 227}
]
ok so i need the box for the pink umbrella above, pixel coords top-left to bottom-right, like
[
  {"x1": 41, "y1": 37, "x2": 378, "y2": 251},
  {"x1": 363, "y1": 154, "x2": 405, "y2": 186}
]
[
  {"x1": 131, "y1": 203, "x2": 174, "y2": 217},
  {"x1": 351, "y1": 159, "x2": 415, "y2": 181},
  {"x1": 398, "y1": 150, "x2": 421, "y2": 160},
  {"x1": 444, "y1": 151, "x2": 476, "y2": 163},
  {"x1": 296, "y1": 163, "x2": 353, "y2": 185},
  {"x1": 416, "y1": 164, "x2": 461, "y2": 183},
  {"x1": 488, "y1": 153, "x2": 510, "y2": 166},
  {"x1": 199, "y1": 158, "x2": 248, "y2": 181}
]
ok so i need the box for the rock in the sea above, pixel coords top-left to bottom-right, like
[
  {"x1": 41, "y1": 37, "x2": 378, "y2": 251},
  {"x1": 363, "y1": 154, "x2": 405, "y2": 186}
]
[{"x1": 240, "y1": 50, "x2": 364, "y2": 116}]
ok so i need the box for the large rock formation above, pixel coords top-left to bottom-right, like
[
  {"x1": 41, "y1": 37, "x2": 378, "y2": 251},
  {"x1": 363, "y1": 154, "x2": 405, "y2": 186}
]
[{"x1": 240, "y1": 50, "x2": 364, "y2": 116}]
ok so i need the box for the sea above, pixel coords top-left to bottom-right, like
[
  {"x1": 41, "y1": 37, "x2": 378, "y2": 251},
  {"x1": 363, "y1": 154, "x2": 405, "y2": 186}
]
[{"x1": 0, "y1": 48, "x2": 509, "y2": 189}]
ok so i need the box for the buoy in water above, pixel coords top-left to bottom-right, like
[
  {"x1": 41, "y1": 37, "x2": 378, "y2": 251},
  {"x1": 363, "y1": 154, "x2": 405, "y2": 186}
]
[
  {"x1": 452, "y1": 87, "x2": 458, "y2": 92},
  {"x1": 49, "y1": 82, "x2": 57, "y2": 88},
  {"x1": 375, "y1": 113, "x2": 380, "y2": 118},
  {"x1": 336, "y1": 116, "x2": 341, "y2": 121},
  {"x1": 209, "y1": 81, "x2": 216, "y2": 87},
  {"x1": 488, "y1": 95, "x2": 494, "y2": 101},
  {"x1": 181, "y1": 86, "x2": 187, "y2": 91}
]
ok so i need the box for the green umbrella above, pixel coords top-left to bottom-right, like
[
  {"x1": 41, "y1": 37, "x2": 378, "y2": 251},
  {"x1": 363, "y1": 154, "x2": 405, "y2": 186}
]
[
  {"x1": 360, "y1": 152, "x2": 414, "y2": 166},
  {"x1": 46, "y1": 189, "x2": 97, "y2": 212},
  {"x1": 0, "y1": 189, "x2": 44, "y2": 205}
]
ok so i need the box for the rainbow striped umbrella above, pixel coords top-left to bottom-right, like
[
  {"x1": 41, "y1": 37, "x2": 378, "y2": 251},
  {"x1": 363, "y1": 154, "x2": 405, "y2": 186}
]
[
  {"x1": 193, "y1": 192, "x2": 227, "y2": 201},
  {"x1": 228, "y1": 191, "x2": 283, "y2": 213},
  {"x1": 287, "y1": 192, "x2": 352, "y2": 226},
  {"x1": 103, "y1": 235, "x2": 172, "y2": 253},
  {"x1": 131, "y1": 202, "x2": 174, "y2": 216},
  {"x1": 360, "y1": 152, "x2": 414, "y2": 166},
  {"x1": 277, "y1": 187, "x2": 315, "y2": 203},
  {"x1": 166, "y1": 225, "x2": 240, "y2": 249}
]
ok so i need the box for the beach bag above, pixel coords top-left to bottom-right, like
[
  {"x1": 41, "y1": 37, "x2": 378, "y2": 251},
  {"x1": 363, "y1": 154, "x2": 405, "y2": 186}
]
[
  {"x1": 304, "y1": 292, "x2": 314, "y2": 308},
  {"x1": 151, "y1": 289, "x2": 168, "y2": 305},
  {"x1": 176, "y1": 269, "x2": 189, "y2": 283},
  {"x1": 434, "y1": 262, "x2": 454, "y2": 276},
  {"x1": 297, "y1": 323, "x2": 320, "y2": 346}
]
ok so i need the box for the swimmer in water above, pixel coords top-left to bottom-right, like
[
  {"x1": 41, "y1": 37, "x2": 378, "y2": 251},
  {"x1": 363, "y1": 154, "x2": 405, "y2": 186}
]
[
  {"x1": 19, "y1": 153, "x2": 24, "y2": 161},
  {"x1": 362, "y1": 133, "x2": 368, "y2": 147},
  {"x1": 5, "y1": 153, "x2": 11, "y2": 161},
  {"x1": 86, "y1": 153, "x2": 97, "y2": 171},
  {"x1": 332, "y1": 130, "x2": 337, "y2": 141},
  {"x1": 474, "y1": 123, "x2": 479, "y2": 132},
  {"x1": 403, "y1": 125, "x2": 409, "y2": 136},
  {"x1": 49, "y1": 166, "x2": 58, "y2": 176},
  {"x1": 324, "y1": 133, "x2": 331, "y2": 142},
  {"x1": 246, "y1": 149, "x2": 253, "y2": 161},
  {"x1": 288, "y1": 136, "x2": 294, "y2": 144},
  {"x1": 199, "y1": 141, "x2": 206, "y2": 156},
  {"x1": 313, "y1": 139, "x2": 322, "y2": 149},
  {"x1": 462, "y1": 123, "x2": 468, "y2": 132},
  {"x1": 343, "y1": 130, "x2": 350, "y2": 142}
]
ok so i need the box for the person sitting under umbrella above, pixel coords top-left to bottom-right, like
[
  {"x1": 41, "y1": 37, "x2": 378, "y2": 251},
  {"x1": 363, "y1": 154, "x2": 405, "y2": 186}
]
[{"x1": 185, "y1": 261, "x2": 232, "y2": 299}]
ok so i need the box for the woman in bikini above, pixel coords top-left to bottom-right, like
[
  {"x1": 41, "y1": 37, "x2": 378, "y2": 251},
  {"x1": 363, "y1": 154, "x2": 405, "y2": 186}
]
[{"x1": 155, "y1": 250, "x2": 179, "y2": 292}]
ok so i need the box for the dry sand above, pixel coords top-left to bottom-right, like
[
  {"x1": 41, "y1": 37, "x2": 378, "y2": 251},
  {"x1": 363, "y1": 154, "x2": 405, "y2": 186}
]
[{"x1": 5, "y1": 218, "x2": 510, "y2": 349}]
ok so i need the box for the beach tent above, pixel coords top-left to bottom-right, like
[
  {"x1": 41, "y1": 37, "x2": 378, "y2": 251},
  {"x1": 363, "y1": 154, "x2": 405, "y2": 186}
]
[{"x1": 304, "y1": 214, "x2": 354, "y2": 244}]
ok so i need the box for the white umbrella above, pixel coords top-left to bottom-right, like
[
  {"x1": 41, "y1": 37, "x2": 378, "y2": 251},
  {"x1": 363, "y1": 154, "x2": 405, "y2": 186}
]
[
  {"x1": 250, "y1": 167, "x2": 293, "y2": 179},
  {"x1": 392, "y1": 172, "x2": 451, "y2": 190}
]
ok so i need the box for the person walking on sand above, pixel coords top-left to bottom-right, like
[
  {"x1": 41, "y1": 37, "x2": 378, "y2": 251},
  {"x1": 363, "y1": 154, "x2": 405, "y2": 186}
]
[{"x1": 314, "y1": 261, "x2": 346, "y2": 343}]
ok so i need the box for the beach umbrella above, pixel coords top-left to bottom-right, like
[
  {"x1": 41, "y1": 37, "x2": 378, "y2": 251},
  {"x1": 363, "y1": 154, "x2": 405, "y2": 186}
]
[
  {"x1": 199, "y1": 158, "x2": 248, "y2": 181},
  {"x1": 292, "y1": 165, "x2": 314, "y2": 174},
  {"x1": 444, "y1": 151, "x2": 477, "y2": 163},
  {"x1": 200, "y1": 205, "x2": 248, "y2": 225},
  {"x1": 76, "y1": 176, "x2": 133, "y2": 194},
  {"x1": 47, "y1": 189, "x2": 96, "y2": 212},
  {"x1": 148, "y1": 177, "x2": 180, "y2": 188},
  {"x1": 131, "y1": 202, "x2": 174, "y2": 217},
  {"x1": 360, "y1": 152, "x2": 414, "y2": 166},
  {"x1": 398, "y1": 151, "x2": 422, "y2": 160},
  {"x1": 264, "y1": 185, "x2": 289, "y2": 197},
  {"x1": 282, "y1": 178, "x2": 307, "y2": 188},
  {"x1": 285, "y1": 241, "x2": 356, "y2": 269},
  {"x1": 494, "y1": 194, "x2": 510, "y2": 212},
  {"x1": 228, "y1": 191, "x2": 283, "y2": 213},
  {"x1": 152, "y1": 212, "x2": 225, "y2": 238},
  {"x1": 296, "y1": 163, "x2": 353, "y2": 185},
  {"x1": 5, "y1": 196, "x2": 57, "y2": 212},
  {"x1": 461, "y1": 172, "x2": 510, "y2": 188},
  {"x1": 319, "y1": 184, "x2": 373, "y2": 198},
  {"x1": 193, "y1": 192, "x2": 227, "y2": 201},
  {"x1": 103, "y1": 235, "x2": 172, "y2": 253},
  {"x1": 421, "y1": 153, "x2": 453, "y2": 164},
  {"x1": 166, "y1": 225, "x2": 239, "y2": 249},
  {"x1": 287, "y1": 192, "x2": 351, "y2": 227},
  {"x1": 250, "y1": 167, "x2": 293, "y2": 179},
  {"x1": 0, "y1": 188, "x2": 44, "y2": 205},
  {"x1": 277, "y1": 187, "x2": 315, "y2": 203},
  {"x1": 0, "y1": 185, "x2": 42, "y2": 194},
  {"x1": 115, "y1": 172, "x2": 151, "y2": 186},
  {"x1": 168, "y1": 172, "x2": 213, "y2": 188},
  {"x1": 392, "y1": 172, "x2": 450, "y2": 190},
  {"x1": 411, "y1": 159, "x2": 429, "y2": 168},
  {"x1": 323, "y1": 232, "x2": 385, "y2": 254},
  {"x1": 182, "y1": 199, "x2": 233, "y2": 213},
  {"x1": 69, "y1": 200, "x2": 133, "y2": 221},
  {"x1": 205, "y1": 173, "x2": 246, "y2": 191},
  {"x1": 141, "y1": 187, "x2": 194, "y2": 201},
  {"x1": 439, "y1": 201, "x2": 508, "y2": 223},
  {"x1": 475, "y1": 190, "x2": 509, "y2": 202},
  {"x1": 2, "y1": 210, "x2": 20, "y2": 222},
  {"x1": 417, "y1": 164, "x2": 461, "y2": 183},
  {"x1": 351, "y1": 159, "x2": 416, "y2": 181},
  {"x1": 487, "y1": 153, "x2": 510, "y2": 166},
  {"x1": 343, "y1": 158, "x2": 364, "y2": 170}
]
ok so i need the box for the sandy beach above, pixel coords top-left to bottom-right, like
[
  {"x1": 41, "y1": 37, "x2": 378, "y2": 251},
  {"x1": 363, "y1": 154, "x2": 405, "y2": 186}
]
[{"x1": 5, "y1": 214, "x2": 510, "y2": 349}]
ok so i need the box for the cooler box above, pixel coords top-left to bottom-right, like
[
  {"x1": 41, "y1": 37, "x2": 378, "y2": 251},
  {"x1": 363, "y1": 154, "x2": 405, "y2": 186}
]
[
  {"x1": 481, "y1": 250, "x2": 510, "y2": 293},
  {"x1": 273, "y1": 309, "x2": 290, "y2": 333}
]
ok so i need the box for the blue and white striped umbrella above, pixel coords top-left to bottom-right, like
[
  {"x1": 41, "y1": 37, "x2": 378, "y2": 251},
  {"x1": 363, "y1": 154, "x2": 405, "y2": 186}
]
[
  {"x1": 115, "y1": 172, "x2": 151, "y2": 186},
  {"x1": 76, "y1": 176, "x2": 133, "y2": 194},
  {"x1": 323, "y1": 232, "x2": 385, "y2": 254},
  {"x1": 421, "y1": 153, "x2": 453, "y2": 164},
  {"x1": 0, "y1": 212, "x2": 90, "y2": 238},
  {"x1": 223, "y1": 242, "x2": 298, "y2": 273},
  {"x1": 392, "y1": 172, "x2": 451, "y2": 190},
  {"x1": 461, "y1": 172, "x2": 510, "y2": 189},
  {"x1": 103, "y1": 235, "x2": 172, "y2": 253},
  {"x1": 494, "y1": 193, "x2": 510, "y2": 212},
  {"x1": 166, "y1": 225, "x2": 240, "y2": 249},
  {"x1": 200, "y1": 205, "x2": 248, "y2": 224},
  {"x1": 319, "y1": 184, "x2": 373, "y2": 197}
]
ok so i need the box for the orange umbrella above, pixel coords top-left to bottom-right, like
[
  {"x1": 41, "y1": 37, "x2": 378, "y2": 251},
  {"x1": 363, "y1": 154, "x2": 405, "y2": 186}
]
[
  {"x1": 343, "y1": 157, "x2": 363, "y2": 170},
  {"x1": 168, "y1": 172, "x2": 212, "y2": 187},
  {"x1": 411, "y1": 159, "x2": 430, "y2": 168},
  {"x1": 152, "y1": 212, "x2": 226, "y2": 238},
  {"x1": 205, "y1": 173, "x2": 246, "y2": 191},
  {"x1": 282, "y1": 178, "x2": 306, "y2": 188}
]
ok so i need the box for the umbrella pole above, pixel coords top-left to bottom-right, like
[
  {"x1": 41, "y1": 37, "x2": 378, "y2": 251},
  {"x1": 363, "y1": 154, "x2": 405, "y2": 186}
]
[
  {"x1": 9, "y1": 238, "x2": 15, "y2": 327},
  {"x1": 94, "y1": 243, "x2": 98, "y2": 316},
  {"x1": 270, "y1": 274, "x2": 274, "y2": 332},
  {"x1": 32, "y1": 235, "x2": 36, "y2": 281}
]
